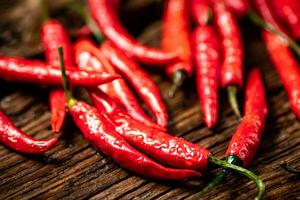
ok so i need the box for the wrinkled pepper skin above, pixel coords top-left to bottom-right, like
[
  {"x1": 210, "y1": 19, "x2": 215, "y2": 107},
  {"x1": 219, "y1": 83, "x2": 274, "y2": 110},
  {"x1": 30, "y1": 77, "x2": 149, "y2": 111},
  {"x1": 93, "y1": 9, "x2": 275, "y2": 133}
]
[
  {"x1": 41, "y1": 19, "x2": 74, "y2": 132},
  {"x1": 74, "y1": 39, "x2": 165, "y2": 131},
  {"x1": 88, "y1": 0, "x2": 178, "y2": 65},
  {"x1": 0, "y1": 57, "x2": 120, "y2": 86},
  {"x1": 191, "y1": 0, "x2": 212, "y2": 26},
  {"x1": 0, "y1": 111, "x2": 58, "y2": 154},
  {"x1": 70, "y1": 101, "x2": 202, "y2": 180},
  {"x1": 90, "y1": 90, "x2": 211, "y2": 171},
  {"x1": 101, "y1": 42, "x2": 168, "y2": 128},
  {"x1": 162, "y1": 0, "x2": 193, "y2": 77},
  {"x1": 193, "y1": 26, "x2": 220, "y2": 128},
  {"x1": 270, "y1": 0, "x2": 300, "y2": 39},
  {"x1": 214, "y1": 0, "x2": 243, "y2": 89},
  {"x1": 263, "y1": 31, "x2": 300, "y2": 119},
  {"x1": 226, "y1": 69, "x2": 268, "y2": 167}
]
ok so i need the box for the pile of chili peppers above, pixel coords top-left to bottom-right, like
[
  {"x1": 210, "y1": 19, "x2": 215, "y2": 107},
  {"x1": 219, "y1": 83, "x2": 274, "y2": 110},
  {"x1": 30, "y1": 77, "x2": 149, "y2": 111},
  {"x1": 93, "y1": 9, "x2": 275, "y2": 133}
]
[{"x1": 1, "y1": 0, "x2": 300, "y2": 199}]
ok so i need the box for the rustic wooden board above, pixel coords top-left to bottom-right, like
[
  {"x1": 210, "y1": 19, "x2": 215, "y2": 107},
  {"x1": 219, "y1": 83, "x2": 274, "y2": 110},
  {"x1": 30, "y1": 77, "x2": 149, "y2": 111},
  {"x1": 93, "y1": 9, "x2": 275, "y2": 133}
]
[{"x1": 0, "y1": 0, "x2": 300, "y2": 199}]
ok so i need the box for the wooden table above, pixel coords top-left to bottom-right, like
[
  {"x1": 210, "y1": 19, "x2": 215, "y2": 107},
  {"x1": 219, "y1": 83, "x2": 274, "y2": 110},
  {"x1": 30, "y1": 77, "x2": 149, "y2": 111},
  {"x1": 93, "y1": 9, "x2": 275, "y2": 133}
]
[{"x1": 0, "y1": 0, "x2": 299, "y2": 199}]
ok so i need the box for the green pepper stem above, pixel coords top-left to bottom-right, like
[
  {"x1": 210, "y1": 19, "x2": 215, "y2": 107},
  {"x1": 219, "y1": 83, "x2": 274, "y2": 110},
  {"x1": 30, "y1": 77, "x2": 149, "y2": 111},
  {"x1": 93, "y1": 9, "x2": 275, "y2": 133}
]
[
  {"x1": 168, "y1": 70, "x2": 186, "y2": 98},
  {"x1": 227, "y1": 85, "x2": 241, "y2": 118},
  {"x1": 247, "y1": 11, "x2": 300, "y2": 58},
  {"x1": 41, "y1": 0, "x2": 50, "y2": 23},
  {"x1": 207, "y1": 156, "x2": 265, "y2": 200},
  {"x1": 67, "y1": 0, "x2": 103, "y2": 42},
  {"x1": 58, "y1": 47, "x2": 76, "y2": 108}
]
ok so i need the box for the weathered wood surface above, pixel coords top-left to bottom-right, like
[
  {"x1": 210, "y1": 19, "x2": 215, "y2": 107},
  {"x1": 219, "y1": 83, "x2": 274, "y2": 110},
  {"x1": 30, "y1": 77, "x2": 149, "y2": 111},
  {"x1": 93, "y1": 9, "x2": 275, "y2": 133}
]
[{"x1": 0, "y1": 1, "x2": 300, "y2": 199}]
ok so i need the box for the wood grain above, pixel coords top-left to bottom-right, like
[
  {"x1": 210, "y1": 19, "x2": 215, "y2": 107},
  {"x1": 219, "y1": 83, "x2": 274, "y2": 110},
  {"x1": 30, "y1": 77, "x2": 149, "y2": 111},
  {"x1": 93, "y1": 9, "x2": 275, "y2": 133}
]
[{"x1": 0, "y1": 0, "x2": 300, "y2": 199}]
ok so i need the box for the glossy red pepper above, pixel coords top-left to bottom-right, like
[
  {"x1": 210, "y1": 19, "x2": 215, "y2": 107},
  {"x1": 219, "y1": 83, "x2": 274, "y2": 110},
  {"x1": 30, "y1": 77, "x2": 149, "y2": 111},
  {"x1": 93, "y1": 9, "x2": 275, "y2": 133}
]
[
  {"x1": 0, "y1": 111, "x2": 58, "y2": 154},
  {"x1": 73, "y1": 39, "x2": 165, "y2": 131},
  {"x1": 191, "y1": 0, "x2": 212, "y2": 26},
  {"x1": 223, "y1": 0, "x2": 250, "y2": 17},
  {"x1": 101, "y1": 42, "x2": 168, "y2": 128},
  {"x1": 0, "y1": 56, "x2": 120, "y2": 86},
  {"x1": 162, "y1": 0, "x2": 192, "y2": 95},
  {"x1": 90, "y1": 89, "x2": 211, "y2": 171},
  {"x1": 252, "y1": 0, "x2": 287, "y2": 33},
  {"x1": 58, "y1": 47, "x2": 202, "y2": 180},
  {"x1": 226, "y1": 68, "x2": 268, "y2": 167},
  {"x1": 70, "y1": 101, "x2": 201, "y2": 180},
  {"x1": 41, "y1": 19, "x2": 74, "y2": 132},
  {"x1": 263, "y1": 31, "x2": 300, "y2": 119},
  {"x1": 270, "y1": 0, "x2": 300, "y2": 39},
  {"x1": 193, "y1": 26, "x2": 220, "y2": 128},
  {"x1": 88, "y1": 0, "x2": 178, "y2": 65},
  {"x1": 214, "y1": 0, "x2": 244, "y2": 117},
  {"x1": 194, "y1": 68, "x2": 267, "y2": 199}
]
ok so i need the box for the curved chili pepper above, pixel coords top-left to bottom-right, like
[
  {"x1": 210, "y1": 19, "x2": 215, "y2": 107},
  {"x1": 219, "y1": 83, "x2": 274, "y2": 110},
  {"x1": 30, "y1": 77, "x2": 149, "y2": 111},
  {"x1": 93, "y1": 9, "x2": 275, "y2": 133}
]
[
  {"x1": 263, "y1": 31, "x2": 300, "y2": 119},
  {"x1": 41, "y1": 19, "x2": 74, "y2": 132},
  {"x1": 90, "y1": 89, "x2": 210, "y2": 171},
  {"x1": 223, "y1": 0, "x2": 250, "y2": 17},
  {"x1": 270, "y1": 0, "x2": 300, "y2": 39},
  {"x1": 195, "y1": 68, "x2": 267, "y2": 200},
  {"x1": 73, "y1": 39, "x2": 165, "y2": 131},
  {"x1": 88, "y1": 0, "x2": 178, "y2": 65},
  {"x1": 0, "y1": 111, "x2": 58, "y2": 154},
  {"x1": 191, "y1": 0, "x2": 212, "y2": 26},
  {"x1": 90, "y1": 89, "x2": 265, "y2": 199},
  {"x1": 58, "y1": 47, "x2": 202, "y2": 180},
  {"x1": 213, "y1": 0, "x2": 244, "y2": 117},
  {"x1": 0, "y1": 56, "x2": 120, "y2": 86},
  {"x1": 101, "y1": 42, "x2": 168, "y2": 128},
  {"x1": 162, "y1": 0, "x2": 192, "y2": 97},
  {"x1": 193, "y1": 26, "x2": 220, "y2": 128}
]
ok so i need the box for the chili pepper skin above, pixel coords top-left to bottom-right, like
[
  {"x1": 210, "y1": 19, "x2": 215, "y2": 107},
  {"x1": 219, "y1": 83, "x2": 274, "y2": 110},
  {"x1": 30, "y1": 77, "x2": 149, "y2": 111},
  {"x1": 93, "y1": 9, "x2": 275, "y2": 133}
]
[
  {"x1": 0, "y1": 111, "x2": 58, "y2": 154},
  {"x1": 0, "y1": 57, "x2": 120, "y2": 86},
  {"x1": 270, "y1": 0, "x2": 300, "y2": 39},
  {"x1": 70, "y1": 101, "x2": 202, "y2": 180},
  {"x1": 41, "y1": 19, "x2": 74, "y2": 132},
  {"x1": 193, "y1": 26, "x2": 220, "y2": 128},
  {"x1": 214, "y1": 0, "x2": 243, "y2": 89},
  {"x1": 101, "y1": 42, "x2": 168, "y2": 128},
  {"x1": 90, "y1": 90, "x2": 211, "y2": 171},
  {"x1": 263, "y1": 31, "x2": 300, "y2": 119},
  {"x1": 73, "y1": 39, "x2": 165, "y2": 131},
  {"x1": 226, "y1": 68, "x2": 268, "y2": 167},
  {"x1": 162, "y1": 0, "x2": 192, "y2": 78},
  {"x1": 88, "y1": 0, "x2": 178, "y2": 65},
  {"x1": 223, "y1": 0, "x2": 250, "y2": 17},
  {"x1": 191, "y1": 0, "x2": 212, "y2": 26}
]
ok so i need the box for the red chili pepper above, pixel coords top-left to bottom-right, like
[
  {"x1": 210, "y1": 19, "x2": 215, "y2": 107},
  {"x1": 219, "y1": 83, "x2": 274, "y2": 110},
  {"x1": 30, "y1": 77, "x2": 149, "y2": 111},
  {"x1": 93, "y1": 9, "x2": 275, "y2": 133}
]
[
  {"x1": 88, "y1": 0, "x2": 178, "y2": 65},
  {"x1": 101, "y1": 42, "x2": 168, "y2": 128},
  {"x1": 41, "y1": 19, "x2": 74, "y2": 132},
  {"x1": 0, "y1": 111, "x2": 58, "y2": 154},
  {"x1": 58, "y1": 47, "x2": 202, "y2": 180},
  {"x1": 194, "y1": 68, "x2": 267, "y2": 199},
  {"x1": 263, "y1": 31, "x2": 300, "y2": 119},
  {"x1": 223, "y1": 0, "x2": 250, "y2": 17},
  {"x1": 90, "y1": 89, "x2": 210, "y2": 171},
  {"x1": 252, "y1": 0, "x2": 287, "y2": 33},
  {"x1": 191, "y1": 0, "x2": 212, "y2": 26},
  {"x1": 73, "y1": 39, "x2": 165, "y2": 131},
  {"x1": 0, "y1": 56, "x2": 120, "y2": 86},
  {"x1": 90, "y1": 89, "x2": 265, "y2": 199},
  {"x1": 193, "y1": 26, "x2": 220, "y2": 128},
  {"x1": 214, "y1": 0, "x2": 244, "y2": 117},
  {"x1": 162, "y1": 0, "x2": 192, "y2": 96},
  {"x1": 226, "y1": 68, "x2": 268, "y2": 167},
  {"x1": 270, "y1": 0, "x2": 300, "y2": 39}
]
